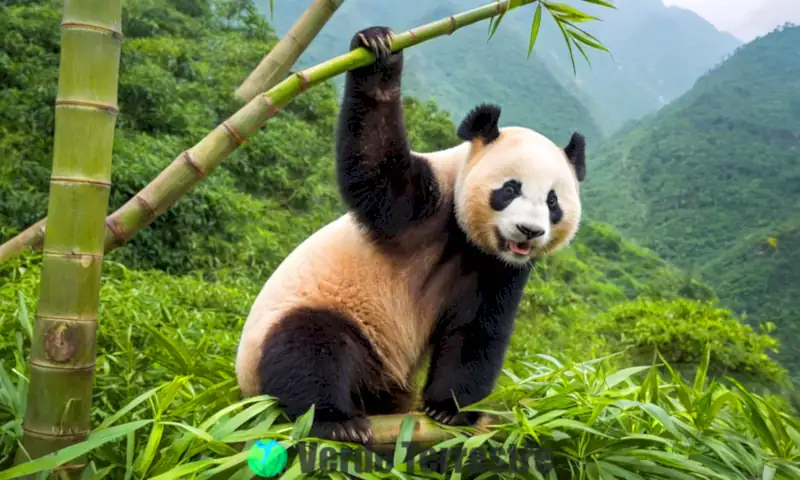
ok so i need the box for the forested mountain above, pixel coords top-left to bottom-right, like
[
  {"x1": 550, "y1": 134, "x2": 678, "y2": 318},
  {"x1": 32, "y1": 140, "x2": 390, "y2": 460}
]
[
  {"x1": 584, "y1": 23, "x2": 800, "y2": 378},
  {"x1": 262, "y1": 0, "x2": 740, "y2": 137},
  {"x1": 1, "y1": 0, "x2": 797, "y2": 475},
  {"x1": 538, "y1": 0, "x2": 742, "y2": 129}
]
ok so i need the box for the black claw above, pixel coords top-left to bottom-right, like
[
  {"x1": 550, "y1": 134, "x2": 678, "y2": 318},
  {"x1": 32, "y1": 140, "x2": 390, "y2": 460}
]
[
  {"x1": 310, "y1": 417, "x2": 373, "y2": 445},
  {"x1": 352, "y1": 26, "x2": 395, "y2": 60}
]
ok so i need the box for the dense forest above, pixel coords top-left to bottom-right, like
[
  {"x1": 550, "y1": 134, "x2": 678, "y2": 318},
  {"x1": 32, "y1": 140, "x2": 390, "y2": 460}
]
[
  {"x1": 1, "y1": 0, "x2": 799, "y2": 477},
  {"x1": 584, "y1": 23, "x2": 800, "y2": 382}
]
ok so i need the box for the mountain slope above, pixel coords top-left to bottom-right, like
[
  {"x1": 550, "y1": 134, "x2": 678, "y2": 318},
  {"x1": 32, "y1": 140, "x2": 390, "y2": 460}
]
[
  {"x1": 261, "y1": 0, "x2": 740, "y2": 135},
  {"x1": 508, "y1": 0, "x2": 742, "y2": 131},
  {"x1": 261, "y1": 0, "x2": 604, "y2": 147},
  {"x1": 584, "y1": 24, "x2": 800, "y2": 377}
]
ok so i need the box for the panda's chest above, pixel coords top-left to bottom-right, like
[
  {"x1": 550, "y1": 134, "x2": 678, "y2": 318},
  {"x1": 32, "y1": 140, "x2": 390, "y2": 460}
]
[{"x1": 400, "y1": 235, "x2": 477, "y2": 323}]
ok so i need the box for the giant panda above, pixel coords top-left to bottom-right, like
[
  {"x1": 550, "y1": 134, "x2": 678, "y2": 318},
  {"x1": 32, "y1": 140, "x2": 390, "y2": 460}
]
[{"x1": 235, "y1": 25, "x2": 587, "y2": 445}]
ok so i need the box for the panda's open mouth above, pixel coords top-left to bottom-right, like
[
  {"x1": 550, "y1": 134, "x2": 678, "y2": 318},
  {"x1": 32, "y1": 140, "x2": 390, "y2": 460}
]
[{"x1": 495, "y1": 228, "x2": 532, "y2": 256}]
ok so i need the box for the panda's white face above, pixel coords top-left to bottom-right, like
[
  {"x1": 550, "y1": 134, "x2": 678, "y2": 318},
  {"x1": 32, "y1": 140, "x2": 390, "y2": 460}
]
[{"x1": 454, "y1": 126, "x2": 583, "y2": 267}]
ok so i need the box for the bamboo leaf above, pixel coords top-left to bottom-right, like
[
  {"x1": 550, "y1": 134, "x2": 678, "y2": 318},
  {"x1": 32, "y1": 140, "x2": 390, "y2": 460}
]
[
  {"x1": 693, "y1": 343, "x2": 711, "y2": 392},
  {"x1": 527, "y1": 3, "x2": 543, "y2": 57},
  {"x1": 545, "y1": 2, "x2": 600, "y2": 21},
  {"x1": 16, "y1": 291, "x2": 32, "y2": 340},
  {"x1": 291, "y1": 406, "x2": 315, "y2": 441},
  {"x1": 580, "y1": 0, "x2": 615, "y2": 7},
  {"x1": 393, "y1": 415, "x2": 417, "y2": 467},
  {"x1": 0, "y1": 421, "x2": 152, "y2": 480},
  {"x1": 553, "y1": 16, "x2": 577, "y2": 75},
  {"x1": 603, "y1": 366, "x2": 650, "y2": 390},
  {"x1": 133, "y1": 421, "x2": 164, "y2": 477}
]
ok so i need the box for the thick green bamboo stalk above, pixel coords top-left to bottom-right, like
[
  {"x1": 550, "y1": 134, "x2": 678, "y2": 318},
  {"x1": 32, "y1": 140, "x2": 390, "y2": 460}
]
[
  {"x1": 13, "y1": 0, "x2": 123, "y2": 475},
  {"x1": 0, "y1": 0, "x2": 604, "y2": 260},
  {"x1": 235, "y1": 0, "x2": 344, "y2": 102}
]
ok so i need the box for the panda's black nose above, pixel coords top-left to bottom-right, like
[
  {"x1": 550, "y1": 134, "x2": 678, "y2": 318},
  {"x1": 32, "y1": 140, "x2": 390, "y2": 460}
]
[{"x1": 516, "y1": 224, "x2": 545, "y2": 239}]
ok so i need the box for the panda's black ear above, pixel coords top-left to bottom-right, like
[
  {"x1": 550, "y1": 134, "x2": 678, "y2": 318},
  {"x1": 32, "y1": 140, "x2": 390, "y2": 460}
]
[
  {"x1": 564, "y1": 132, "x2": 586, "y2": 182},
  {"x1": 457, "y1": 103, "x2": 501, "y2": 144}
]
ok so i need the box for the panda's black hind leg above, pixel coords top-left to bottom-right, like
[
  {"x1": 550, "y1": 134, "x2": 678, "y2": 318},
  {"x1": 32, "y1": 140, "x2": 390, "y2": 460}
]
[{"x1": 257, "y1": 307, "x2": 388, "y2": 445}]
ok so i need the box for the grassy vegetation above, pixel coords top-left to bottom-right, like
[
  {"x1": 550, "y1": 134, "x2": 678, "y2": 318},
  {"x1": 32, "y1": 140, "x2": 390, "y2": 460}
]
[
  {"x1": 1, "y1": 0, "x2": 798, "y2": 477},
  {"x1": 584, "y1": 23, "x2": 800, "y2": 382}
]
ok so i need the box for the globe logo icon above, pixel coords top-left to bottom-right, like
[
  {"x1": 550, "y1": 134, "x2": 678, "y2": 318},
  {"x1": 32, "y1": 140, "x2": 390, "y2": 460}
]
[{"x1": 247, "y1": 439, "x2": 288, "y2": 477}]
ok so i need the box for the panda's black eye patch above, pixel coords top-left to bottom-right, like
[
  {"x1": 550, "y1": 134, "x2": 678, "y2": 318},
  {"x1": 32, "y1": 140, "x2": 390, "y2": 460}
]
[
  {"x1": 547, "y1": 190, "x2": 558, "y2": 208},
  {"x1": 490, "y1": 179, "x2": 521, "y2": 211},
  {"x1": 547, "y1": 189, "x2": 563, "y2": 224}
]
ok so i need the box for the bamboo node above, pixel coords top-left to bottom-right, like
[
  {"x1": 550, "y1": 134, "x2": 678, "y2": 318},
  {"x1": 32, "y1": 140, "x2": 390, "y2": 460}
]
[
  {"x1": 105, "y1": 217, "x2": 127, "y2": 245},
  {"x1": 297, "y1": 71, "x2": 310, "y2": 92},
  {"x1": 448, "y1": 16, "x2": 457, "y2": 34},
  {"x1": 222, "y1": 121, "x2": 245, "y2": 146},
  {"x1": 181, "y1": 150, "x2": 206, "y2": 177},
  {"x1": 409, "y1": 30, "x2": 417, "y2": 42},
  {"x1": 135, "y1": 195, "x2": 156, "y2": 219},
  {"x1": 262, "y1": 95, "x2": 279, "y2": 116},
  {"x1": 50, "y1": 176, "x2": 112, "y2": 187},
  {"x1": 29, "y1": 359, "x2": 96, "y2": 372},
  {"x1": 42, "y1": 250, "x2": 103, "y2": 261},
  {"x1": 44, "y1": 322, "x2": 81, "y2": 363},
  {"x1": 21, "y1": 425, "x2": 90, "y2": 441},
  {"x1": 60, "y1": 21, "x2": 124, "y2": 41},
  {"x1": 55, "y1": 99, "x2": 119, "y2": 116}
]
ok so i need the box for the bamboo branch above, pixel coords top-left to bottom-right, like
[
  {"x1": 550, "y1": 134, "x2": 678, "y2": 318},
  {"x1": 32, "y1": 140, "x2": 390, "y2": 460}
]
[
  {"x1": 13, "y1": 0, "x2": 123, "y2": 474},
  {"x1": 0, "y1": 218, "x2": 46, "y2": 262},
  {"x1": 235, "y1": 0, "x2": 344, "y2": 102},
  {"x1": 0, "y1": 0, "x2": 605, "y2": 262}
]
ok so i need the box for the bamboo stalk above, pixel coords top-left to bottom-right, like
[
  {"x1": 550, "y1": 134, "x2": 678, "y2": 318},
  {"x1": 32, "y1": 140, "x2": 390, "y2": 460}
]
[
  {"x1": 98, "y1": 0, "x2": 542, "y2": 251},
  {"x1": 235, "y1": 0, "x2": 344, "y2": 102},
  {"x1": 12, "y1": 0, "x2": 123, "y2": 475},
  {"x1": 0, "y1": 0, "x2": 596, "y2": 261}
]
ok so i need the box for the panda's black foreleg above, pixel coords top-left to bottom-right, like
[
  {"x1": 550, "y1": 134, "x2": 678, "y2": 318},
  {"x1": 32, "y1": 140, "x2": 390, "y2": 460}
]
[
  {"x1": 421, "y1": 320, "x2": 513, "y2": 426},
  {"x1": 257, "y1": 307, "x2": 389, "y2": 445},
  {"x1": 335, "y1": 26, "x2": 441, "y2": 241},
  {"x1": 421, "y1": 268, "x2": 530, "y2": 426}
]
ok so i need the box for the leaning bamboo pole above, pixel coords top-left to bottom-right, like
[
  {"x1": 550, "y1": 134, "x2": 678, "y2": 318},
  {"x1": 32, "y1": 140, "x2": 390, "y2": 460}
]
[
  {"x1": 1, "y1": 0, "x2": 602, "y2": 259},
  {"x1": 12, "y1": 0, "x2": 123, "y2": 474},
  {"x1": 235, "y1": 0, "x2": 344, "y2": 102}
]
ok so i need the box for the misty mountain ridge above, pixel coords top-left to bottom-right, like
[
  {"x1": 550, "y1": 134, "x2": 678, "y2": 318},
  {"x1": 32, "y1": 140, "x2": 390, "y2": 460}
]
[
  {"x1": 582, "y1": 23, "x2": 800, "y2": 378},
  {"x1": 259, "y1": 0, "x2": 741, "y2": 137}
]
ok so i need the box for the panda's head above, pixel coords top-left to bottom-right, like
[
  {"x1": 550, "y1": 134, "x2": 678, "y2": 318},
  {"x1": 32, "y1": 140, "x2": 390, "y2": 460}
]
[{"x1": 452, "y1": 104, "x2": 586, "y2": 267}]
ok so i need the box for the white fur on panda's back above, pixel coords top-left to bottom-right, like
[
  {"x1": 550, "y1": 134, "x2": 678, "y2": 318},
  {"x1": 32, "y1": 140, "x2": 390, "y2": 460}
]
[{"x1": 235, "y1": 208, "x2": 458, "y2": 397}]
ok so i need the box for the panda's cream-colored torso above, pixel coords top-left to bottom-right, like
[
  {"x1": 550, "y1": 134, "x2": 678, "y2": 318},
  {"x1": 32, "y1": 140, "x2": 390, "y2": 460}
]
[{"x1": 235, "y1": 144, "x2": 467, "y2": 397}]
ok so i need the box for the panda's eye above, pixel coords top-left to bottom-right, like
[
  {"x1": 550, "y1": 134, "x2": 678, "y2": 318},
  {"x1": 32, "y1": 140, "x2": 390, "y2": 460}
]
[
  {"x1": 547, "y1": 190, "x2": 558, "y2": 207},
  {"x1": 503, "y1": 185, "x2": 516, "y2": 196}
]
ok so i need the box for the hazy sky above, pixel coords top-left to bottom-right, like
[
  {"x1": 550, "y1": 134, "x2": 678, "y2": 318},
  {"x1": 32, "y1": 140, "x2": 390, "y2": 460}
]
[
  {"x1": 662, "y1": 0, "x2": 799, "y2": 40},
  {"x1": 662, "y1": 0, "x2": 762, "y2": 30}
]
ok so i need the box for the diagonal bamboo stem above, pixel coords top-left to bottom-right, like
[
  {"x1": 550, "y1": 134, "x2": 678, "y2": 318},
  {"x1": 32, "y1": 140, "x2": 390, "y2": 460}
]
[
  {"x1": 235, "y1": 0, "x2": 344, "y2": 102},
  {"x1": 0, "y1": 0, "x2": 599, "y2": 261},
  {"x1": 12, "y1": 0, "x2": 123, "y2": 475}
]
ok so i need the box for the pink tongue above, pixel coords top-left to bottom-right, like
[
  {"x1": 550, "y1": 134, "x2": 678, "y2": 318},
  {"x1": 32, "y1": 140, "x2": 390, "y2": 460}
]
[{"x1": 509, "y1": 241, "x2": 530, "y2": 255}]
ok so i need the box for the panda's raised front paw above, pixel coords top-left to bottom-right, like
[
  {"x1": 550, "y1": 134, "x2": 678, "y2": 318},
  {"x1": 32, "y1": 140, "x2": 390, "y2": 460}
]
[
  {"x1": 423, "y1": 400, "x2": 481, "y2": 427},
  {"x1": 309, "y1": 416, "x2": 373, "y2": 445},
  {"x1": 350, "y1": 26, "x2": 396, "y2": 61}
]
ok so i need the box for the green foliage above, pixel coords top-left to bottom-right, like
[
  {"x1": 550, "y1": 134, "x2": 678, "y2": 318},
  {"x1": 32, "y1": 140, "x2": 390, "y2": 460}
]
[
  {"x1": 2, "y1": 283, "x2": 799, "y2": 479},
  {"x1": 597, "y1": 298, "x2": 786, "y2": 386},
  {"x1": 1, "y1": 0, "x2": 797, "y2": 476},
  {"x1": 584, "y1": 24, "x2": 800, "y2": 381}
]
